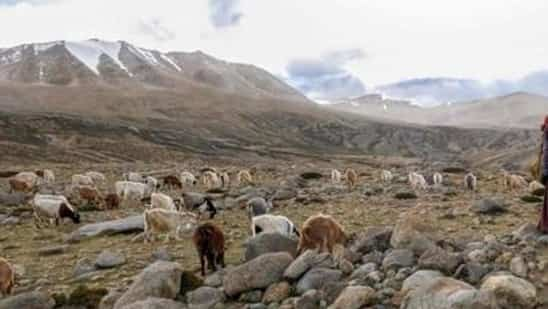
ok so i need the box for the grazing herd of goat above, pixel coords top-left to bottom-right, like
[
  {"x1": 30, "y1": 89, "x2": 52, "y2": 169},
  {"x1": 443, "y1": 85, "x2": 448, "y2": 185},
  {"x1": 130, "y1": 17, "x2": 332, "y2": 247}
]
[{"x1": 0, "y1": 165, "x2": 544, "y2": 295}]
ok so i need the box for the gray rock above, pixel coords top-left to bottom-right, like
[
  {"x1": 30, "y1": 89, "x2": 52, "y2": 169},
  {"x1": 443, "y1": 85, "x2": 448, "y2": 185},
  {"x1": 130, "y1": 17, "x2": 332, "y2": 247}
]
[
  {"x1": 114, "y1": 261, "x2": 183, "y2": 309},
  {"x1": 350, "y1": 226, "x2": 393, "y2": 253},
  {"x1": 295, "y1": 290, "x2": 322, "y2": 309},
  {"x1": 402, "y1": 277, "x2": 497, "y2": 309},
  {"x1": 99, "y1": 289, "x2": 124, "y2": 309},
  {"x1": 382, "y1": 249, "x2": 415, "y2": 271},
  {"x1": 350, "y1": 263, "x2": 377, "y2": 280},
  {"x1": 509, "y1": 256, "x2": 528, "y2": 278},
  {"x1": 245, "y1": 233, "x2": 298, "y2": 262},
  {"x1": 283, "y1": 249, "x2": 332, "y2": 280},
  {"x1": 0, "y1": 291, "x2": 55, "y2": 309},
  {"x1": 401, "y1": 270, "x2": 444, "y2": 296},
  {"x1": 329, "y1": 286, "x2": 376, "y2": 309},
  {"x1": 361, "y1": 251, "x2": 384, "y2": 265},
  {"x1": 186, "y1": 286, "x2": 225, "y2": 309},
  {"x1": 390, "y1": 217, "x2": 438, "y2": 256},
  {"x1": 69, "y1": 215, "x2": 144, "y2": 241},
  {"x1": 271, "y1": 188, "x2": 298, "y2": 201},
  {"x1": 37, "y1": 245, "x2": 69, "y2": 256},
  {"x1": 204, "y1": 270, "x2": 225, "y2": 288},
  {"x1": 118, "y1": 298, "x2": 186, "y2": 309},
  {"x1": 263, "y1": 282, "x2": 291, "y2": 304},
  {"x1": 480, "y1": 273, "x2": 537, "y2": 309},
  {"x1": 152, "y1": 247, "x2": 172, "y2": 262},
  {"x1": 96, "y1": 250, "x2": 126, "y2": 269},
  {"x1": 471, "y1": 198, "x2": 508, "y2": 215},
  {"x1": 239, "y1": 290, "x2": 263, "y2": 303},
  {"x1": 1, "y1": 217, "x2": 20, "y2": 226},
  {"x1": 296, "y1": 268, "x2": 342, "y2": 295},
  {"x1": 0, "y1": 192, "x2": 32, "y2": 206},
  {"x1": 73, "y1": 258, "x2": 97, "y2": 277},
  {"x1": 454, "y1": 263, "x2": 490, "y2": 285},
  {"x1": 418, "y1": 246, "x2": 462, "y2": 274},
  {"x1": 224, "y1": 252, "x2": 293, "y2": 297}
]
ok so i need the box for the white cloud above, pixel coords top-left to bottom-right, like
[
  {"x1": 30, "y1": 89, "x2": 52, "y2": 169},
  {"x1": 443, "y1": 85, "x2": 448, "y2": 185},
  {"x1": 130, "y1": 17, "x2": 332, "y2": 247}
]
[{"x1": 0, "y1": 0, "x2": 547, "y2": 91}]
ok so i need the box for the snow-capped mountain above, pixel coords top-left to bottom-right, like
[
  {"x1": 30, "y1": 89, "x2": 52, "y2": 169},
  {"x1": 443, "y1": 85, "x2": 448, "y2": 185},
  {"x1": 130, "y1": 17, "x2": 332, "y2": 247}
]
[{"x1": 0, "y1": 39, "x2": 305, "y2": 102}]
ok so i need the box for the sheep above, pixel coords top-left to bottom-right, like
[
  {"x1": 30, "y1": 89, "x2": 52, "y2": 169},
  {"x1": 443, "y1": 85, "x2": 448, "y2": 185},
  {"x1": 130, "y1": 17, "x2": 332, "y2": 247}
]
[
  {"x1": 502, "y1": 171, "x2": 528, "y2": 192},
  {"x1": 143, "y1": 209, "x2": 198, "y2": 243},
  {"x1": 331, "y1": 169, "x2": 342, "y2": 184},
  {"x1": 251, "y1": 214, "x2": 299, "y2": 238},
  {"x1": 72, "y1": 174, "x2": 94, "y2": 187},
  {"x1": 115, "y1": 181, "x2": 155, "y2": 201},
  {"x1": 433, "y1": 172, "x2": 443, "y2": 187},
  {"x1": 464, "y1": 173, "x2": 477, "y2": 191},
  {"x1": 85, "y1": 171, "x2": 106, "y2": 184},
  {"x1": 123, "y1": 172, "x2": 144, "y2": 182},
  {"x1": 162, "y1": 175, "x2": 182, "y2": 190},
  {"x1": 180, "y1": 172, "x2": 197, "y2": 186},
  {"x1": 42, "y1": 169, "x2": 55, "y2": 184},
  {"x1": 408, "y1": 172, "x2": 427, "y2": 190},
  {"x1": 12, "y1": 172, "x2": 40, "y2": 188},
  {"x1": 220, "y1": 172, "x2": 230, "y2": 188},
  {"x1": 297, "y1": 214, "x2": 347, "y2": 260},
  {"x1": 103, "y1": 193, "x2": 120, "y2": 210},
  {"x1": 0, "y1": 257, "x2": 15, "y2": 297},
  {"x1": 150, "y1": 192, "x2": 179, "y2": 212},
  {"x1": 32, "y1": 194, "x2": 80, "y2": 228},
  {"x1": 237, "y1": 170, "x2": 254, "y2": 186},
  {"x1": 381, "y1": 170, "x2": 393, "y2": 183},
  {"x1": 9, "y1": 178, "x2": 34, "y2": 193},
  {"x1": 344, "y1": 168, "x2": 358, "y2": 190},
  {"x1": 529, "y1": 180, "x2": 545, "y2": 194},
  {"x1": 202, "y1": 171, "x2": 222, "y2": 189},
  {"x1": 246, "y1": 197, "x2": 273, "y2": 220},
  {"x1": 193, "y1": 223, "x2": 225, "y2": 276}
]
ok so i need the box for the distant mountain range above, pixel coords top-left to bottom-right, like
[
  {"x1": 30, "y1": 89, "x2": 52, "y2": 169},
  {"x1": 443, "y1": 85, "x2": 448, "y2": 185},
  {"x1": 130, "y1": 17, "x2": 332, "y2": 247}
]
[{"x1": 325, "y1": 92, "x2": 548, "y2": 129}]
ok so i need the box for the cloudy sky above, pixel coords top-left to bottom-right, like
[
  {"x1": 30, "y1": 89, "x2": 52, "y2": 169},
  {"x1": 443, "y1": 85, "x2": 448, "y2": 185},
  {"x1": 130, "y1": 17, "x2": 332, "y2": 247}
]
[{"x1": 1, "y1": 0, "x2": 548, "y2": 104}]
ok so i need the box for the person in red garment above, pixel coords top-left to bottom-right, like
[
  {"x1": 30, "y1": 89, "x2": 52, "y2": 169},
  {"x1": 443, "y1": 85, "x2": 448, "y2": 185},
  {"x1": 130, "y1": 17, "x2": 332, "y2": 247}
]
[{"x1": 537, "y1": 115, "x2": 548, "y2": 233}]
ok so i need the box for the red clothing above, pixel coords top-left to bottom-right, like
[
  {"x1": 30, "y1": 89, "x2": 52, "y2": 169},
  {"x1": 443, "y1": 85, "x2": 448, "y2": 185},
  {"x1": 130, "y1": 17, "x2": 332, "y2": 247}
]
[{"x1": 538, "y1": 128, "x2": 548, "y2": 233}]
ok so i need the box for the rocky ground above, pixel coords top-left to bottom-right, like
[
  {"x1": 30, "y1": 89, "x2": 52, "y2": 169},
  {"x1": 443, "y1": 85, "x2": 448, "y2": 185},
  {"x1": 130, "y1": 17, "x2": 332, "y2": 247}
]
[{"x1": 0, "y1": 157, "x2": 547, "y2": 309}]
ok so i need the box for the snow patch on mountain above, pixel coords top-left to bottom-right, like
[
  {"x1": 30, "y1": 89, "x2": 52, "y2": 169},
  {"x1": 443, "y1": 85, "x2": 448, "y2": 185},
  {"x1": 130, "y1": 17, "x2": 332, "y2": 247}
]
[
  {"x1": 0, "y1": 47, "x2": 22, "y2": 65},
  {"x1": 33, "y1": 42, "x2": 61, "y2": 55},
  {"x1": 160, "y1": 54, "x2": 182, "y2": 71},
  {"x1": 65, "y1": 40, "x2": 131, "y2": 76}
]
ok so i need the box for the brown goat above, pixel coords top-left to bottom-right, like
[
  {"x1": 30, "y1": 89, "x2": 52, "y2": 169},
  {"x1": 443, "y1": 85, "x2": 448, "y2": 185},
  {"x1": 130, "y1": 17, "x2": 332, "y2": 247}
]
[
  {"x1": 162, "y1": 175, "x2": 182, "y2": 190},
  {"x1": 0, "y1": 258, "x2": 15, "y2": 297},
  {"x1": 8, "y1": 179, "x2": 32, "y2": 193},
  {"x1": 78, "y1": 186, "x2": 102, "y2": 205},
  {"x1": 103, "y1": 193, "x2": 120, "y2": 210},
  {"x1": 297, "y1": 214, "x2": 347, "y2": 258},
  {"x1": 192, "y1": 223, "x2": 225, "y2": 276},
  {"x1": 344, "y1": 168, "x2": 358, "y2": 190}
]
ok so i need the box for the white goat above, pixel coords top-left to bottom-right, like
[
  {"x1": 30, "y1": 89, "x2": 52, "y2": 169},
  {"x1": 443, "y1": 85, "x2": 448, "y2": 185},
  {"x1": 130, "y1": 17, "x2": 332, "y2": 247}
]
[
  {"x1": 143, "y1": 209, "x2": 198, "y2": 243},
  {"x1": 251, "y1": 214, "x2": 299, "y2": 238}
]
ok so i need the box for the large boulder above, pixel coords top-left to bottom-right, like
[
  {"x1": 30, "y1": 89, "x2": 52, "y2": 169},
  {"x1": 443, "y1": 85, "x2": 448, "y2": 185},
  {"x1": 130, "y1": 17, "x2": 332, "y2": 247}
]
[
  {"x1": 402, "y1": 277, "x2": 496, "y2": 309},
  {"x1": 69, "y1": 215, "x2": 144, "y2": 241},
  {"x1": 118, "y1": 298, "x2": 186, "y2": 309},
  {"x1": 186, "y1": 286, "x2": 225, "y2": 309},
  {"x1": 95, "y1": 250, "x2": 126, "y2": 269},
  {"x1": 390, "y1": 216, "x2": 439, "y2": 256},
  {"x1": 328, "y1": 286, "x2": 376, "y2": 309},
  {"x1": 263, "y1": 281, "x2": 291, "y2": 304},
  {"x1": 283, "y1": 249, "x2": 333, "y2": 280},
  {"x1": 382, "y1": 249, "x2": 415, "y2": 271},
  {"x1": 401, "y1": 270, "x2": 444, "y2": 296},
  {"x1": 454, "y1": 263, "x2": 490, "y2": 285},
  {"x1": 244, "y1": 233, "x2": 298, "y2": 261},
  {"x1": 0, "y1": 291, "x2": 55, "y2": 309},
  {"x1": 223, "y1": 252, "x2": 293, "y2": 297},
  {"x1": 113, "y1": 261, "x2": 183, "y2": 309},
  {"x1": 350, "y1": 226, "x2": 393, "y2": 253},
  {"x1": 480, "y1": 273, "x2": 537, "y2": 309},
  {"x1": 296, "y1": 268, "x2": 342, "y2": 295}
]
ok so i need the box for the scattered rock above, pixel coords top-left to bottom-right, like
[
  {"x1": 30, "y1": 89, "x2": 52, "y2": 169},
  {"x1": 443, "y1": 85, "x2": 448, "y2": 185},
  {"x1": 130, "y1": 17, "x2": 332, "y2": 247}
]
[
  {"x1": 113, "y1": 261, "x2": 183, "y2": 309},
  {"x1": 454, "y1": 263, "x2": 490, "y2": 285},
  {"x1": 390, "y1": 216, "x2": 438, "y2": 255},
  {"x1": 224, "y1": 252, "x2": 293, "y2": 297},
  {"x1": 509, "y1": 256, "x2": 528, "y2": 278},
  {"x1": 0, "y1": 291, "x2": 55, "y2": 309},
  {"x1": 382, "y1": 249, "x2": 415, "y2": 271},
  {"x1": 296, "y1": 268, "x2": 342, "y2": 295},
  {"x1": 239, "y1": 290, "x2": 263, "y2": 303},
  {"x1": 350, "y1": 226, "x2": 393, "y2": 253},
  {"x1": 119, "y1": 297, "x2": 186, "y2": 309},
  {"x1": 481, "y1": 273, "x2": 537, "y2": 308},
  {"x1": 283, "y1": 249, "x2": 332, "y2": 280},
  {"x1": 37, "y1": 245, "x2": 69, "y2": 256},
  {"x1": 329, "y1": 285, "x2": 376, "y2": 309},
  {"x1": 186, "y1": 286, "x2": 225, "y2": 309},
  {"x1": 471, "y1": 198, "x2": 508, "y2": 215},
  {"x1": 263, "y1": 282, "x2": 291, "y2": 304},
  {"x1": 66, "y1": 284, "x2": 109, "y2": 308},
  {"x1": 245, "y1": 233, "x2": 298, "y2": 261},
  {"x1": 95, "y1": 250, "x2": 126, "y2": 269},
  {"x1": 418, "y1": 246, "x2": 462, "y2": 274},
  {"x1": 69, "y1": 215, "x2": 144, "y2": 241},
  {"x1": 98, "y1": 289, "x2": 124, "y2": 309},
  {"x1": 295, "y1": 289, "x2": 322, "y2": 309},
  {"x1": 401, "y1": 270, "x2": 444, "y2": 296},
  {"x1": 73, "y1": 258, "x2": 97, "y2": 277}
]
